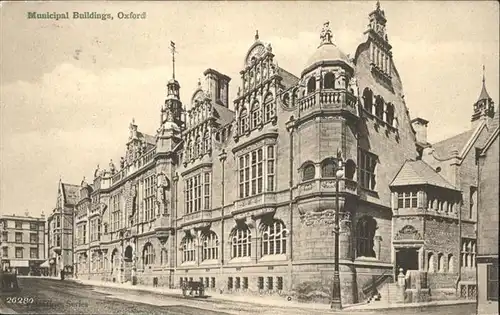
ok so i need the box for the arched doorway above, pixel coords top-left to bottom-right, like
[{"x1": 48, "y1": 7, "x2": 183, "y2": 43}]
[{"x1": 123, "y1": 245, "x2": 134, "y2": 283}]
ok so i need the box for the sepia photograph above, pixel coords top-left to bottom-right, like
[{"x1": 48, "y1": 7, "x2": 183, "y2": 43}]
[{"x1": 0, "y1": 1, "x2": 498, "y2": 315}]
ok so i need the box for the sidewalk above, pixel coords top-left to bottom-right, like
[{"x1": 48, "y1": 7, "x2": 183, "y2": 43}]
[{"x1": 67, "y1": 278, "x2": 475, "y2": 311}]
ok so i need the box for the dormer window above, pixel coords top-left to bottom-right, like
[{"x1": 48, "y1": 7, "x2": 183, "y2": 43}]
[{"x1": 251, "y1": 101, "x2": 261, "y2": 129}]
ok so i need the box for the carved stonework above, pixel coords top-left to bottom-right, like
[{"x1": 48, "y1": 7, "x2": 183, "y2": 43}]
[
  {"x1": 395, "y1": 225, "x2": 422, "y2": 240},
  {"x1": 299, "y1": 209, "x2": 337, "y2": 226}
]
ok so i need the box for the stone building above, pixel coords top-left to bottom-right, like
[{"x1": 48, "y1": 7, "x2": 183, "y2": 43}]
[
  {"x1": 476, "y1": 110, "x2": 498, "y2": 314},
  {"x1": 71, "y1": 2, "x2": 497, "y2": 305},
  {"x1": 46, "y1": 180, "x2": 79, "y2": 277},
  {"x1": 0, "y1": 212, "x2": 46, "y2": 275}
]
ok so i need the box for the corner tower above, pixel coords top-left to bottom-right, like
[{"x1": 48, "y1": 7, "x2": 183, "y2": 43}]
[{"x1": 471, "y1": 66, "x2": 495, "y2": 128}]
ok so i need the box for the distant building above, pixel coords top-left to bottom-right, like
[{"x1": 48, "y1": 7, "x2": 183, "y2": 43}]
[
  {"x1": 0, "y1": 212, "x2": 46, "y2": 275},
  {"x1": 46, "y1": 180, "x2": 79, "y2": 277},
  {"x1": 476, "y1": 111, "x2": 499, "y2": 315},
  {"x1": 68, "y1": 2, "x2": 498, "y2": 305}
]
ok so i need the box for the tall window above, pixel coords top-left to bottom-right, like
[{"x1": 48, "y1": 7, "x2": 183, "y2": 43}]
[
  {"x1": 261, "y1": 221, "x2": 287, "y2": 256},
  {"x1": 202, "y1": 231, "x2": 219, "y2": 261},
  {"x1": 143, "y1": 243, "x2": 155, "y2": 266},
  {"x1": 461, "y1": 238, "x2": 476, "y2": 269},
  {"x1": 487, "y1": 263, "x2": 498, "y2": 301},
  {"x1": 303, "y1": 163, "x2": 316, "y2": 181},
  {"x1": 240, "y1": 109, "x2": 249, "y2": 134},
  {"x1": 185, "y1": 172, "x2": 211, "y2": 214},
  {"x1": 15, "y1": 232, "x2": 22, "y2": 243},
  {"x1": 82, "y1": 224, "x2": 87, "y2": 244},
  {"x1": 2, "y1": 247, "x2": 8, "y2": 257},
  {"x1": 363, "y1": 88, "x2": 373, "y2": 113},
  {"x1": 2, "y1": 232, "x2": 8, "y2": 242},
  {"x1": 356, "y1": 216, "x2": 377, "y2": 258},
  {"x1": 181, "y1": 236, "x2": 196, "y2": 262},
  {"x1": 30, "y1": 233, "x2": 38, "y2": 243},
  {"x1": 386, "y1": 103, "x2": 395, "y2": 126},
  {"x1": 428, "y1": 252, "x2": 435, "y2": 272},
  {"x1": 437, "y1": 253, "x2": 445, "y2": 272},
  {"x1": 111, "y1": 249, "x2": 119, "y2": 270},
  {"x1": 375, "y1": 96, "x2": 384, "y2": 119},
  {"x1": 204, "y1": 172, "x2": 211, "y2": 210},
  {"x1": 231, "y1": 226, "x2": 252, "y2": 258},
  {"x1": 267, "y1": 146, "x2": 275, "y2": 192},
  {"x1": 15, "y1": 247, "x2": 23, "y2": 258},
  {"x1": 251, "y1": 101, "x2": 261, "y2": 129},
  {"x1": 323, "y1": 72, "x2": 335, "y2": 89},
  {"x1": 448, "y1": 254, "x2": 455, "y2": 273},
  {"x1": 56, "y1": 216, "x2": 60, "y2": 228},
  {"x1": 321, "y1": 158, "x2": 337, "y2": 178},
  {"x1": 111, "y1": 194, "x2": 121, "y2": 231},
  {"x1": 469, "y1": 186, "x2": 477, "y2": 219},
  {"x1": 203, "y1": 131, "x2": 210, "y2": 155},
  {"x1": 307, "y1": 76, "x2": 316, "y2": 94},
  {"x1": 144, "y1": 175, "x2": 157, "y2": 221},
  {"x1": 397, "y1": 191, "x2": 418, "y2": 208},
  {"x1": 30, "y1": 248, "x2": 38, "y2": 259},
  {"x1": 239, "y1": 149, "x2": 262, "y2": 197},
  {"x1": 56, "y1": 235, "x2": 61, "y2": 247},
  {"x1": 15, "y1": 221, "x2": 23, "y2": 229},
  {"x1": 358, "y1": 149, "x2": 377, "y2": 190},
  {"x1": 263, "y1": 94, "x2": 275, "y2": 123},
  {"x1": 90, "y1": 218, "x2": 98, "y2": 242},
  {"x1": 30, "y1": 223, "x2": 38, "y2": 230}
]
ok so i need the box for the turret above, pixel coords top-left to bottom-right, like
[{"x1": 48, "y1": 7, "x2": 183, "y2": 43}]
[{"x1": 471, "y1": 66, "x2": 495, "y2": 128}]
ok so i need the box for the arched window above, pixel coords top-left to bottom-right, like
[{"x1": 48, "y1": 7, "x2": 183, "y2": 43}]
[
  {"x1": 181, "y1": 236, "x2": 196, "y2": 263},
  {"x1": 303, "y1": 163, "x2": 316, "y2": 181},
  {"x1": 91, "y1": 251, "x2": 98, "y2": 271},
  {"x1": 438, "y1": 253, "x2": 445, "y2": 272},
  {"x1": 264, "y1": 94, "x2": 275, "y2": 122},
  {"x1": 345, "y1": 159, "x2": 356, "y2": 180},
  {"x1": 193, "y1": 136, "x2": 200, "y2": 157},
  {"x1": 261, "y1": 221, "x2": 287, "y2": 256},
  {"x1": 231, "y1": 226, "x2": 252, "y2": 258},
  {"x1": 386, "y1": 103, "x2": 395, "y2": 126},
  {"x1": 323, "y1": 72, "x2": 335, "y2": 89},
  {"x1": 143, "y1": 242, "x2": 155, "y2": 266},
  {"x1": 307, "y1": 76, "x2": 316, "y2": 94},
  {"x1": 448, "y1": 254, "x2": 454, "y2": 273},
  {"x1": 111, "y1": 249, "x2": 119, "y2": 271},
  {"x1": 321, "y1": 158, "x2": 337, "y2": 178},
  {"x1": 356, "y1": 216, "x2": 377, "y2": 258},
  {"x1": 251, "y1": 101, "x2": 261, "y2": 129},
  {"x1": 202, "y1": 231, "x2": 219, "y2": 261},
  {"x1": 363, "y1": 88, "x2": 373, "y2": 113},
  {"x1": 428, "y1": 252, "x2": 435, "y2": 272},
  {"x1": 240, "y1": 108, "x2": 249, "y2": 134},
  {"x1": 375, "y1": 96, "x2": 384, "y2": 119},
  {"x1": 203, "y1": 131, "x2": 210, "y2": 154}
]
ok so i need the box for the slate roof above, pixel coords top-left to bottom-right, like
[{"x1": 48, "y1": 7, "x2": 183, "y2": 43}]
[
  {"x1": 278, "y1": 67, "x2": 299, "y2": 89},
  {"x1": 137, "y1": 131, "x2": 156, "y2": 145},
  {"x1": 431, "y1": 129, "x2": 475, "y2": 158},
  {"x1": 212, "y1": 103, "x2": 235, "y2": 127},
  {"x1": 390, "y1": 159, "x2": 456, "y2": 190},
  {"x1": 62, "y1": 183, "x2": 80, "y2": 206}
]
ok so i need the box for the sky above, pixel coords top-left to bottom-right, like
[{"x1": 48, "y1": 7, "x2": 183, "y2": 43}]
[{"x1": 0, "y1": 1, "x2": 498, "y2": 218}]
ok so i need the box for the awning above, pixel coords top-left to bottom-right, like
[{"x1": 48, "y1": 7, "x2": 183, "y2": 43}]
[
  {"x1": 40, "y1": 260, "x2": 50, "y2": 268},
  {"x1": 9, "y1": 260, "x2": 29, "y2": 267}
]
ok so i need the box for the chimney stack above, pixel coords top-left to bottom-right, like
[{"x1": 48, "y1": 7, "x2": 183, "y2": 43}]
[{"x1": 411, "y1": 117, "x2": 429, "y2": 144}]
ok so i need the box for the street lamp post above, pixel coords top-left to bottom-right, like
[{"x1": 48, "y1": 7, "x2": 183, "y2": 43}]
[{"x1": 331, "y1": 149, "x2": 344, "y2": 310}]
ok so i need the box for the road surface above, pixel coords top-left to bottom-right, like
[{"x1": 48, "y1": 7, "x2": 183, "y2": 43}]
[{"x1": 1, "y1": 278, "x2": 477, "y2": 315}]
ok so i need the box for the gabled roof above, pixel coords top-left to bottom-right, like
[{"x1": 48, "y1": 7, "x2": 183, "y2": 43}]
[
  {"x1": 212, "y1": 103, "x2": 235, "y2": 127},
  {"x1": 137, "y1": 131, "x2": 156, "y2": 145},
  {"x1": 432, "y1": 129, "x2": 475, "y2": 158},
  {"x1": 390, "y1": 159, "x2": 457, "y2": 190},
  {"x1": 278, "y1": 67, "x2": 299, "y2": 89},
  {"x1": 61, "y1": 183, "x2": 80, "y2": 206}
]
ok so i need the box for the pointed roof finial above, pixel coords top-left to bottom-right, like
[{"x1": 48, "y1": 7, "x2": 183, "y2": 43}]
[
  {"x1": 170, "y1": 41, "x2": 177, "y2": 80},
  {"x1": 478, "y1": 65, "x2": 491, "y2": 101},
  {"x1": 255, "y1": 30, "x2": 259, "y2": 41}
]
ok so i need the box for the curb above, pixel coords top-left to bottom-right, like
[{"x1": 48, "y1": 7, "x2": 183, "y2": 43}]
[{"x1": 345, "y1": 299, "x2": 476, "y2": 311}]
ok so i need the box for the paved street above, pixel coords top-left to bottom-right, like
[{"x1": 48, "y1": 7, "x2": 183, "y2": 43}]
[{"x1": 1, "y1": 278, "x2": 477, "y2": 315}]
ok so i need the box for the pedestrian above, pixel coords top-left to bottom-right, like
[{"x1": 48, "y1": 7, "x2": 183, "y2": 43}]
[{"x1": 60, "y1": 269, "x2": 65, "y2": 281}]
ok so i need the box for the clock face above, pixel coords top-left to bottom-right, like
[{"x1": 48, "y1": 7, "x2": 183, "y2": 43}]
[{"x1": 246, "y1": 44, "x2": 265, "y2": 65}]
